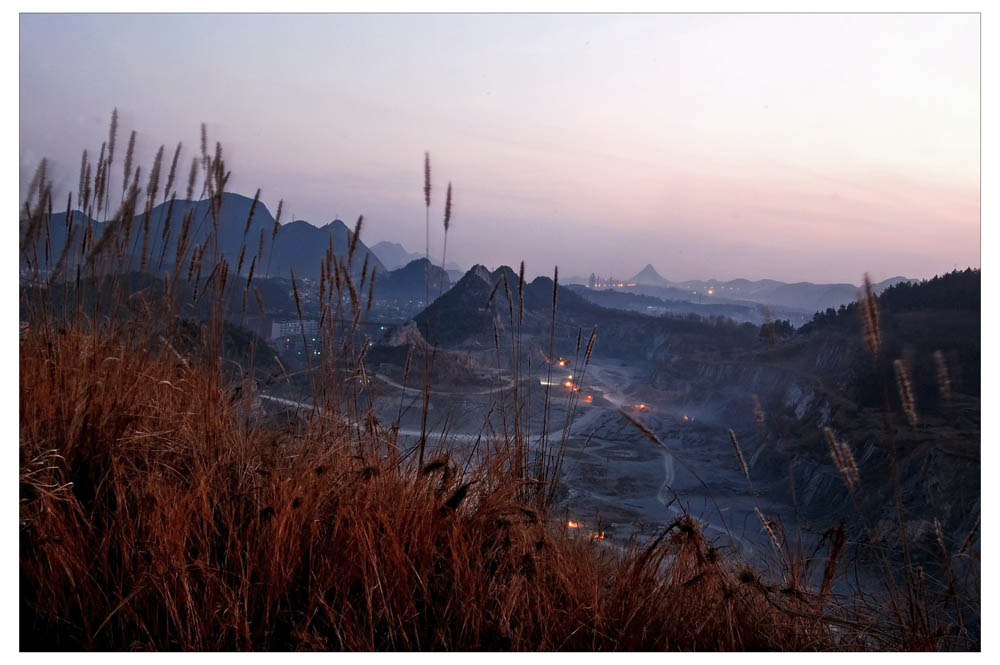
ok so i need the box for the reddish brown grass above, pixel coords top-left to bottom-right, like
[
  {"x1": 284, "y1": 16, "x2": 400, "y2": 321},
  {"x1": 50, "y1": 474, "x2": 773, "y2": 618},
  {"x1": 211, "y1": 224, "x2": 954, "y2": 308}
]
[
  {"x1": 19, "y1": 325, "x2": 850, "y2": 650},
  {"x1": 18, "y1": 113, "x2": 939, "y2": 651}
]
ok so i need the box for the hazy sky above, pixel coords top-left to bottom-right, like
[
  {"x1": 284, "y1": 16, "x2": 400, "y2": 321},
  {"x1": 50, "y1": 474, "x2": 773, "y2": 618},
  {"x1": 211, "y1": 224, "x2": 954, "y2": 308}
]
[{"x1": 19, "y1": 13, "x2": 979, "y2": 283}]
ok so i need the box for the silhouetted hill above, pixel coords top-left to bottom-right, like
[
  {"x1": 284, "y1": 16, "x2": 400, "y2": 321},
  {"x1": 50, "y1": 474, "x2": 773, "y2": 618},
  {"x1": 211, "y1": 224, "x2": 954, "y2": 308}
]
[
  {"x1": 370, "y1": 241, "x2": 424, "y2": 270},
  {"x1": 630, "y1": 264, "x2": 670, "y2": 286},
  {"x1": 270, "y1": 215, "x2": 384, "y2": 280},
  {"x1": 23, "y1": 192, "x2": 385, "y2": 281},
  {"x1": 374, "y1": 258, "x2": 451, "y2": 301},
  {"x1": 792, "y1": 268, "x2": 981, "y2": 407},
  {"x1": 412, "y1": 265, "x2": 508, "y2": 346},
  {"x1": 798, "y1": 269, "x2": 979, "y2": 334},
  {"x1": 414, "y1": 265, "x2": 761, "y2": 357},
  {"x1": 667, "y1": 276, "x2": 914, "y2": 313}
]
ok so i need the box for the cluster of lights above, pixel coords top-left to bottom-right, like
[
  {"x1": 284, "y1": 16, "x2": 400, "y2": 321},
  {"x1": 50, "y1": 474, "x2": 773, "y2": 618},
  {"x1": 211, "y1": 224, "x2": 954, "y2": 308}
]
[
  {"x1": 591, "y1": 282, "x2": 637, "y2": 289},
  {"x1": 562, "y1": 373, "x2": 582, "y2": 392},
  {"x1": 567, "y1": 520, "x2": 605, "y2": 541}
]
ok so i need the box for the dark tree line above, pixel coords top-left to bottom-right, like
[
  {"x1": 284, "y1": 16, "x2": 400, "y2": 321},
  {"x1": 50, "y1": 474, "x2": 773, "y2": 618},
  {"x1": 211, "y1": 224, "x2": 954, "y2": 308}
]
[{"x1": 797, "y1": 269, "x2": 980, "y2": 337}]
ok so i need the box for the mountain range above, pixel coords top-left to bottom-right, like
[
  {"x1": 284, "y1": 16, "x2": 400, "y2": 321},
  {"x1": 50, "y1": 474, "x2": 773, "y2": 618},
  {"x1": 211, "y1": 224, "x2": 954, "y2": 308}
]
[
  {"x1": 625, "y1": 264, "x2": 913, "y2": 314},
  {"x1": 25, "y1": 193, "x2": 917, "y2": 321},
  {"x1": 370, "y1": 240, "x2": 465, "y2": 274},
  {"x1": 412, "y1": 263, "x2": 761, "y2": 357},
  {"x1": 25, "y1": 192, "x2": 385, "y2": 282},
  {"x1": 370, "y1": 241, "x2": 425, "y2": 270}
]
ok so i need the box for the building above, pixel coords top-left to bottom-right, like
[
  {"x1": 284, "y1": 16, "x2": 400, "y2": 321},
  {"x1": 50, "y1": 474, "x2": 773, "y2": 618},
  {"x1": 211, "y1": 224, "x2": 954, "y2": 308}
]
[
  {"x1": 271, "y1": 319, "x2": 319, "y2": 341},
  {"x1": 271, "y1": 319, "x2": 321, "y2": 355}
]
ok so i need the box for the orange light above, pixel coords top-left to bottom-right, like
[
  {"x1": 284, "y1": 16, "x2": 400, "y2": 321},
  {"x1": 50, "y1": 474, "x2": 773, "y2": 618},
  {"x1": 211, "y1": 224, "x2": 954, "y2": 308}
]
[
  {"x1": 567, "y1": 520, "x2": 580, "y2": 529},
  {"x1": 591, "y1": 531, "x2": 605, "y2": 541},
  {"x1": 708, "y1": 288, "x2": 714, "y2": 295},
  {"x1": 563, "y1": 380, "x2": 574, "y2": 389},
  {"x1": 585, "y1": 395, "x2": 593, "y2": 403},
  {"x1": 635, "y1": 403, "x2": 646, "y2": 410},
  {"x1": 558, "y1": 359, "x2": 566, "y2": 367}
]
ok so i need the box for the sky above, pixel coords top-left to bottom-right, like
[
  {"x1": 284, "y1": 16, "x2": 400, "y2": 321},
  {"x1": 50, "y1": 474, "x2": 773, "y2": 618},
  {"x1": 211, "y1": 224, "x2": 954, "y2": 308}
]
[{"x1": 19, "y1": 13, "x2": 980, "y2": 283}]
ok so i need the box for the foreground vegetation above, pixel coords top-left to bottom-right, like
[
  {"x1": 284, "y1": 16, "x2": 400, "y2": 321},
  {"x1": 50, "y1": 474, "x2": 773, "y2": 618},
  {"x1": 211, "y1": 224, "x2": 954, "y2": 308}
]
[
  {"x1": 19, "y1": 113, "x2": 977, "y2": 650},
  {"x1": 21, "y1": 322, "x2": 860, "y2": 650}
]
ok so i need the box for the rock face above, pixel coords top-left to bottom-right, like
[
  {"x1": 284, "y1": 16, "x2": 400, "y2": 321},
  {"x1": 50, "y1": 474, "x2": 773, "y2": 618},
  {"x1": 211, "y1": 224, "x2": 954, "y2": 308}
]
[
  {"x1": 644, "y1": 317, "x2": 979, "y2": 563},
  {"x1": 469, "y1": 264, "x2": 492, "y2": 284},
  {"x1": 386, "y1": 320, "x2": 429, "y2": 350}
]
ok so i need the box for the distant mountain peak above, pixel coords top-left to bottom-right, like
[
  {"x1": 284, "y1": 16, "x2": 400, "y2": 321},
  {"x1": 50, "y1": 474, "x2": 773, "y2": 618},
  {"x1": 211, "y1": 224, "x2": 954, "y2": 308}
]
[
  {"x1": 372, "y1": 240, "x2": 406, "y2": 252},
  {"x1": 873, "y1": 276, "x2": 914, "y2": 291},
  {"x1": 469, "y1": 264, "x2": 492, "y2": 284},
  {"x1": 631, "y1": 264, "x2": 669, "y2": 286},
  {"x1": 321, "y1": 218, "x2": 350, "y2": 232},
  {"x1": 370, "y1": 240, "x2": 425, "y2": 270}
]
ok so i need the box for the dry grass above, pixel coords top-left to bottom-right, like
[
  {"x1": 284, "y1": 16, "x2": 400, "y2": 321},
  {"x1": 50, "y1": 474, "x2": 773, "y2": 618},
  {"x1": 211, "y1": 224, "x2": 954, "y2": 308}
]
[
  {"x1": 19, "y1": 323, "x2": 853, "y2": 650},
  {"x1": 18, "y1": 112, "x2": 971, "y2": 651}
]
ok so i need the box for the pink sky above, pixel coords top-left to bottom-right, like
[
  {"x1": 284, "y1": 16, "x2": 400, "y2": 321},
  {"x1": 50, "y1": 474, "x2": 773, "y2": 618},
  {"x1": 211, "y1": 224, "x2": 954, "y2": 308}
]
[{"x1": 20, "y1": 13, "x2": 979, "y2": 283}]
